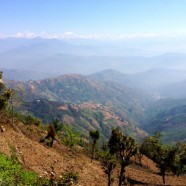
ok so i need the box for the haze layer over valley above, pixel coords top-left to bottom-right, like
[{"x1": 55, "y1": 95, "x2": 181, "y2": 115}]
[
  {"x1": 2, "y1": 38, "x2": 186, "y2": 78},
  {"x1": 2, "y1": 37, "x2": 186, "y2": 97}
]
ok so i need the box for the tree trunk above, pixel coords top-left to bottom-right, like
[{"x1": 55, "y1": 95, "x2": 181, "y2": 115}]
[
  {"x1": 118, "y1": 163, "x2": 125, "y2": 186},
  {"x1": 91, "y1": 142, "x2": 96, "y2": 162},
  {"x1": 162, "y1": 172, "x2": 165, "y2": 185},
  {"x1": 108, "y1": 172, "x2": 111, "y2": 186},
  {"x1": 161, "y1": 168, "x2": 166, "y2": 185}
]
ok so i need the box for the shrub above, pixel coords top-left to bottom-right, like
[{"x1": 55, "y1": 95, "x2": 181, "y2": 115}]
[
  {"x1": 58, "y1": 170, "x2": 79, "y2": 185},
  {"x1": 61, "y1": 125, "x2": 81, "y2": 150},
  {"x1": 0, "y1": 153, "x2": 43, "y2": 185}
]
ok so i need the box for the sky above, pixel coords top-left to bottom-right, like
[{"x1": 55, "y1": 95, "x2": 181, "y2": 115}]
[{"x1": 1, "y1": 0, "x2": 186, "y2": 40}]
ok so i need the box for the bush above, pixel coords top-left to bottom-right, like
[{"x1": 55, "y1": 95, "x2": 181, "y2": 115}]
[
  {"x1": 58, "y1": 170, "x2": 79, "y2": 185},
  {"x1": 0, "y1": 153, "x2": 43, "y2": 185},
  {"x1": 60, "y1": 125, "x2": 81, "y2": 150}
]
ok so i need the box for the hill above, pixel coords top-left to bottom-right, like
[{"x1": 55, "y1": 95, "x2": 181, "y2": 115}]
[
  {"x1": 157, "y1": 80, "x2": 186, "y2": 99},
  {"x1": 143, "y1": 98, "x2": 186, "y2": 143},
  {"x1": 5, "y1": 71, "x2": 186, "y2": 143},
  {"x1": 89, "y1": 68, "x2": 186, "y2": 95},
  {"x1": 18, "y1": 99, "x2": 147, "y2": 140},
  {"x1": 4, "y1": 68, "x2": 186, "y2": 144},
  {"x1": 2, "y1": 68, "x2": 51, "y2": 81},
  {"x1": 0, "y1": 112, "x2": 107, "y2": 185},
  {"x1": 6, "y1": 74, "x2": 150, "y2": 127},
  {"x1": 0, "y1": 111, "x2": 185, "y2": 185}
]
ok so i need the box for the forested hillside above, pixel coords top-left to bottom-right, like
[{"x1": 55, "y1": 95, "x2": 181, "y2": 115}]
[
  {"x1": 18, "y1": 99, "x2": 147, "y2": 140},
  {"x1": 5, "y1": 74, "x2": 151, "y2": 127},
  {"x1": 5, "y1": 69, "x2": 186, "y2": 143},
  {"x1": 143, "y1": 98, "x2": 186, "y2": 143}
]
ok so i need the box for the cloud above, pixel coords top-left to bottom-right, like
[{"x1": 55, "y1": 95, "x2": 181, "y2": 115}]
[
  {"x1": 2, "y1": 30, "x2": 186, "y2": 40},
  {"x1": 12, "y1": 31, "x2": 37, "y2": 38},
  {"x1": 1, "y1": 31, "x2": 160, "y2": 40},
  {"x1": 40, "y1": 32, "x2": 100, "y2": 40},
  {"x1": 167, "y1": 29, "x2": 186, "y2": 37},
  {"x1": 0, "y1": 33, "x2": 6, "y2": 39}
]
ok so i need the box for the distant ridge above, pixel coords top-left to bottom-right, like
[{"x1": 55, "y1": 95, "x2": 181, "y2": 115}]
[
  {"x1": 89, "y1": 68, "x2": 186, "y2": 94},
  {"x1": 2, "y1": 38, "x2": 186, "y2": 76},
  {"x1": 2, "y1": 68, "x2": 51, "y2": 81}
]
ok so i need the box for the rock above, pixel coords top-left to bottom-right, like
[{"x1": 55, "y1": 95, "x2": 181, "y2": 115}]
[
  {"x1": 51, "y1": 171, "x2": 55, "y2": 176},
  {"x1": 0, "y1": 126, "x2": 5, "y2": 132},
  {"x1": 44, "y1": 171, "x2": 48, "y2": 176}
]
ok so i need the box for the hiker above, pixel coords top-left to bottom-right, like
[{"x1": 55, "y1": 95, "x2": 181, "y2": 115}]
[{"x1": 40, "y1": 123, "x2": 56, "y2": 147}]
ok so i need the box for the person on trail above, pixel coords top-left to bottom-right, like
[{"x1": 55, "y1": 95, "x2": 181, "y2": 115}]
[{"x1": 40, "y1": 123, "x2": 56, "y2": 147}]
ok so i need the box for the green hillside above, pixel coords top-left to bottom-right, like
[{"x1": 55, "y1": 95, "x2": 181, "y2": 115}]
[
  {"x1": 18, "y1": 99, "x2": 147, "y2": 141},
  {"x1": 6, "y1": 74, "x2": 150, "y2": 126},
  {"x1": 5, "y1": 71, "x2": 186, "y2": 143},
  {"x1": 143, "y1": 98, "x2": 186, "y2": 143}
]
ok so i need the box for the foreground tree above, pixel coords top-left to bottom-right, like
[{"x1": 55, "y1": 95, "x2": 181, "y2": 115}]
[
  {"x1": 108, "y1": 128, "x2": 138, "y2": 186},
  {"x1": 0, "y1": 71, "x2": 13, "y2": 111},
  {"x1": 140, "y1": 133, "x2": 168, "y2": 185},
  {"x1": 89, "y1": 129, "x2": 100, "y2": 161},
  {"x1": 140, "y1": 132, "x2": 186, "y2": 185},
  {"x1": 53, "y1": 118, "x2": 63, "y2": 133},
  {"x1": 99, "y1": 147, "x2": 117, "y2": 186},
  {"x1": 169, "y1": 142, "x2": 186, "y2": 176}
]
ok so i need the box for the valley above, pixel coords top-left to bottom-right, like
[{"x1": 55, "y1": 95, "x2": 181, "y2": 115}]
[
  {"x1": 3, "y1": 67, "x2": 186, "y2": 143},
  {"x1": 0, "y1": 39, "x2": 186, "y2": 185}
]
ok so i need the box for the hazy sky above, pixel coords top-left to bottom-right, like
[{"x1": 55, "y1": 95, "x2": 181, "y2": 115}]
[{"x1": 1, "y1": 0, "x2": 186, "y2": 40}]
